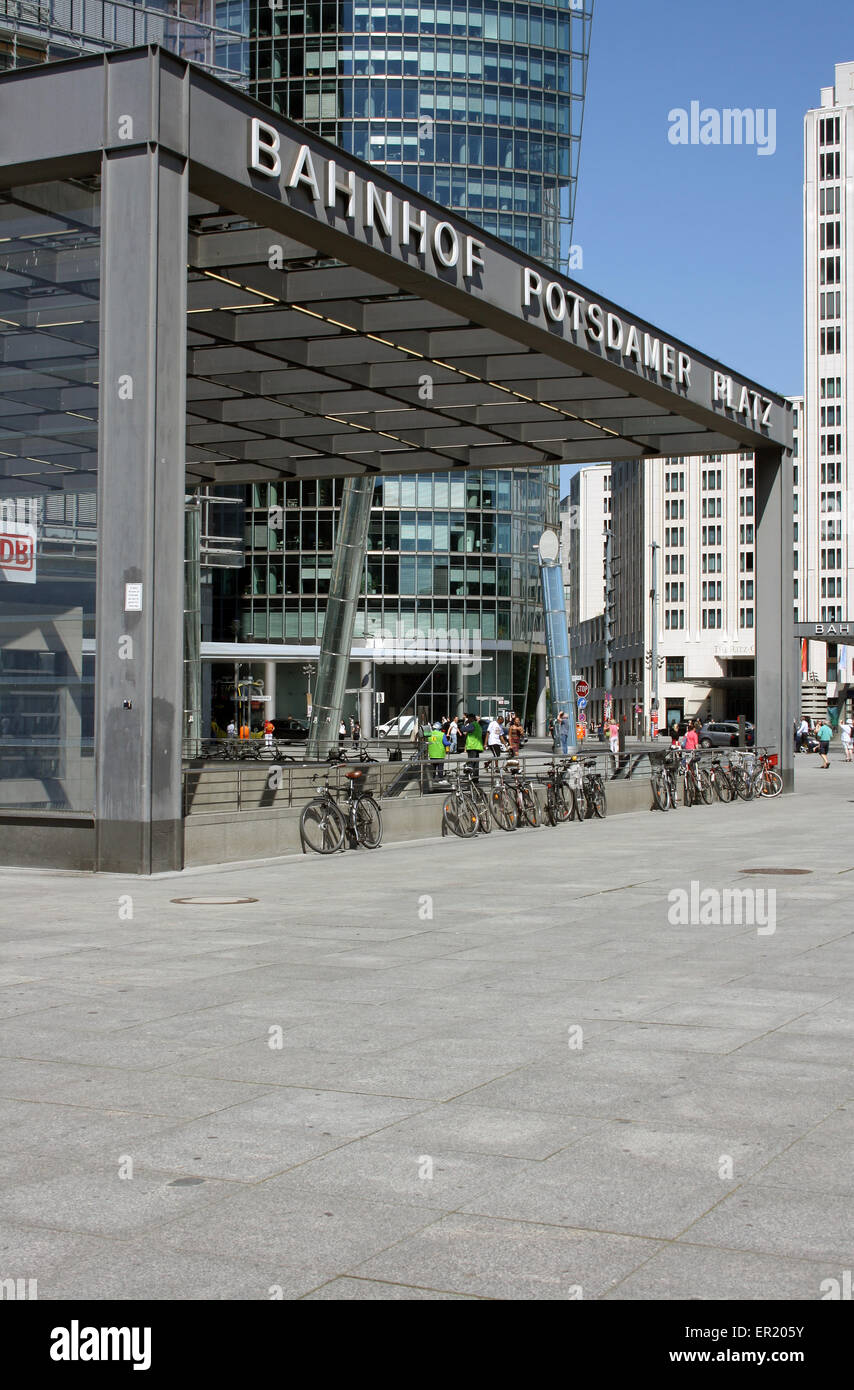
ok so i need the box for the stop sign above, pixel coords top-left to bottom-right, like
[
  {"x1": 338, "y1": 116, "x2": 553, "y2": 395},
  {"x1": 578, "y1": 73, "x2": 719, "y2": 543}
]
[{"x1": 575, "y1": 679, "x2": 589, "y2": 699}]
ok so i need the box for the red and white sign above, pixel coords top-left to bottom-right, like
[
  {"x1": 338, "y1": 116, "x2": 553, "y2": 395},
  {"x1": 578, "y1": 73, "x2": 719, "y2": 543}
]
[
  {"x1": 0, "y1": 521, "x2": 36, "y2": 584},
  {"x1": 575, "y1": 679, "x2": 589, "y2": 699}
]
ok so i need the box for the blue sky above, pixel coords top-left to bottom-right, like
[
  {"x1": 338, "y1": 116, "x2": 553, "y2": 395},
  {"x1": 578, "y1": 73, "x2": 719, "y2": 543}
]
[{"x1": 559, "y1": 0, "x2": 852, "y2": 496}]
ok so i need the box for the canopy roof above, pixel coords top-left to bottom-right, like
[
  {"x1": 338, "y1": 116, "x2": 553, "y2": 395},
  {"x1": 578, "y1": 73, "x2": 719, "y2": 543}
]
[{"x1": 0, "y1": 46, "x2": 792, "y2": 494}]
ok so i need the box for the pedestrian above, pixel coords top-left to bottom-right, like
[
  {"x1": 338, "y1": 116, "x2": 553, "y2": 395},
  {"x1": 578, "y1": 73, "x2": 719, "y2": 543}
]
[
  {"x1": 226, "y1": 718, "x2": 236, "y2": 739},
  {"x1": 608, "y1": 718, "x2": 619, "y2": 758},
  {"x1": 840, "y1": 717, "x2": 853, "y2": 763},
  {"x1": 796, "y1": 716, "x2": 809, "y2": 753},
  {"x1": 817, "y1": 718, "x2": 833, "y2": 768},
  {"x1": 460, "y1": 711, "x2": 484, "y2": 783},
  {"x1": 486, "y1": 712, "x2": 506, "y2": 758},
  {"x1": 338, "y1": 719, "x2": 347, "y2": 744},
  {"x1": 448, "y1": 715, "x2": 460, "y2": 755},
  {"x1": 352, "y1": 717, "x2": 361, "y2": 748},
  {"x1": 507, "y1": 714, "x2": 523, "y2": 757},
  {"x1": 426, "y1": 722, "x2": 448, "y2": 780},
  {"x1": 684, "y1": 723, "x2": 699, "y2": 752},
  {"x1": 556, "y1": 710, "x2": 571, "y2": 756}
]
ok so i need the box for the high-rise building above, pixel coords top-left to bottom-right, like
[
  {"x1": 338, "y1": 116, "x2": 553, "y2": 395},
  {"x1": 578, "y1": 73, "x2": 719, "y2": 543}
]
[
  {"x1": 232, "y1": 0, "x2": 593, "y2": 725},
  {"x1": 800, "y1": 61, "x2": 854, "y2": 717},
  {"x1": 568, "y1": 450, "x2": 761, "y2": 735}
]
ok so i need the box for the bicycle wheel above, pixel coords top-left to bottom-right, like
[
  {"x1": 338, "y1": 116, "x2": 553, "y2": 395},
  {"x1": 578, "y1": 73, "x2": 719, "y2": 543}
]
[
  {"x1": 542, "y1": 789, "x2": 558, "y2": 827},
  {"x1": 761, "y1": 769, "x2": 783, "y2": 798},
  {"x1": 592, "y1": 781, "x2": 607, "y2": 818},
  {"x1": 354, "y1": 795, "x2": 383, "y2": 847},
  {"x1": 521, "y1": 787, "x2": 539, "y2": 828},
  {"x1": 300, "y1": 797, "x2": 345, "y2": 854},
  {"x1": 651, "y1": 767, "x2": 669, "y2": 811},
  {"x1": 553, "y1": 784, "x2": 572, "y2": 823},
  {"x1": 683, "y1": 771, "x2": 695, "y2": 808},
  {"x1": 713, "y1": 768, "x2": 734, "y2": 803},
  {"x1": 468, "y1": 781, "x2": 493, "y2": 833},
  {"x1": 695, "y1": 767, "x2": 714, "y2": 805},
  {"x1": 442, "y1": 792, "x2": 477, "y2": 838},
  {"x1": 572, "y1": 786, "x2": 587, "y2": 821},
  {"x1": 490, "y1": 785, "x2": 517, "y2": 831},
  {"x1": 736, "y1": 772, "x2": 753, "y2": 801}
]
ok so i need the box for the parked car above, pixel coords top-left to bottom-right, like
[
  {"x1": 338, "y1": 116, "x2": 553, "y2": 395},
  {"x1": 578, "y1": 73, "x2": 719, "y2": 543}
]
[
  {"x1": 271, "y1": 717, "x2": 309, "y2": 742},
  {"x1": 698, "y1": 720, "x2": 755, "y2": 748},
  {"x1": 377, "y1": 714, "x2": 419, "y2": 739}
]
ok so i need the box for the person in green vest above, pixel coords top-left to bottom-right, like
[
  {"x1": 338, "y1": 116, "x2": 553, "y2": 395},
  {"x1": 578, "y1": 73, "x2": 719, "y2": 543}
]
[
  {"x1": 460, "y1": 712, "x2": 484, "y2": 783},
  {"x1": 426, "y1": 722, "x2": 449, "y2": 781}
]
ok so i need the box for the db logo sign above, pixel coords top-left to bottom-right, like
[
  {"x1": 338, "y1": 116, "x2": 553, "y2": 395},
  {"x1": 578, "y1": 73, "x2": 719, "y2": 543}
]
[{"x1": 0, "y1": 522, "x2": 37, "y2": 584}]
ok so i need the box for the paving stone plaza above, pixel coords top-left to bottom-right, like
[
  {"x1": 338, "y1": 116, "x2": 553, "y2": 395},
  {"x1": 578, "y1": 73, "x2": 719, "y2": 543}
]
[{"x1": 1, "y1": 761, "x2": 851, "y2": 1301}]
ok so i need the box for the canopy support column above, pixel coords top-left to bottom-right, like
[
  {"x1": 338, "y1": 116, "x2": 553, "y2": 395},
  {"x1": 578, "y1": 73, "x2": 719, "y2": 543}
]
[
  {"x1": 755, "y1": 446, "x2": 795, "y2": 788},
  {"x1": 95, "y1": 143, "x2": 188, "y2": 873},
  {"x1": 306, "y1": 475, "x2": 375, "y2": 759}
]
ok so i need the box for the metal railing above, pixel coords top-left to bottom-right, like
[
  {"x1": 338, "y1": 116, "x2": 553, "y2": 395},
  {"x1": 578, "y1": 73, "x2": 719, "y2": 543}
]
[{"x1": 180, "y1": 744, "x2": 657, "y2": 817}]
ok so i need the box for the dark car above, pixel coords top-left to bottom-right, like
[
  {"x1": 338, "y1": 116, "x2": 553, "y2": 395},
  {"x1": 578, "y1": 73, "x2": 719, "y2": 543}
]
[
  {"x1": 271, "y1": 717, "x2": 309, "y2": 742},
  {"x1": 699, "y1": 720, "x2": 755, "y2": 748}
]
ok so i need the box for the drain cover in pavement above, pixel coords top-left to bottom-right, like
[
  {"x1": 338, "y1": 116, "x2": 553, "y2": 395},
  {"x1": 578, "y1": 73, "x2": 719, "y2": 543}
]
[
  {"x1": 740, "y1": 868, "x2": 812, "y2": 876},
  {"x1": 170, "y1": 896, "x2": 258, "y2": 905}
]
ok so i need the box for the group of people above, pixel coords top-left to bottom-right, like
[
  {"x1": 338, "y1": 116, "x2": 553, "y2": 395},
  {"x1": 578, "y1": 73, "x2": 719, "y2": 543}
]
[
  {"x1": 338, "y1": 718, "x2": 361, "y2": 747},
  {"x1": 795, "y1": 716, "x2": 851, "y2": 767},
  {"x1": 425, "y1": 711, "x2": 526, "y2": 781}
]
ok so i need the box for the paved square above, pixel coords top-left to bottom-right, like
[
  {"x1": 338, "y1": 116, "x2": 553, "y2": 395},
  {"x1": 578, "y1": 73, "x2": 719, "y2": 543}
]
[{"x1": 0, "y1": 759, "x2": 851, "y2": 1299}]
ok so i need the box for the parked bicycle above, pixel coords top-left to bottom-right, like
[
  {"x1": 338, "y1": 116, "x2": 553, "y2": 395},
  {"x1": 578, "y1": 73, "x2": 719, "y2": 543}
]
[
  {"x1": 441, "y1": 764, "x2": 481, "y2": 839},
  {"x1": 581, "y1": 757, "x2": 607, "y2": 818},
  {"x1": 650, "y1": 750, "x2": 680, "y2": 811},
  {"x1": 485, "y1": 762, "x2": 518, "y2": 831},
  {"x1": 683, "y1": 751, "x2": 713, "y2": 808},
  {"x1": 502, "y1": 758, "x2": 540, "y2": 828},
  {"x1": 300, "y1": 770, "x2": 382, "y2": 853}
]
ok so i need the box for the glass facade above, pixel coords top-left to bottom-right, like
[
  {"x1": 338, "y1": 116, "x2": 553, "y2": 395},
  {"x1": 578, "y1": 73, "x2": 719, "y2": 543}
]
[
  {"x1": 229, "y1": 0, "x2": 588, "y2": 722},
  {"x1": 250, "y1": 0, "x2": 591, "y2": 268},
  {"x1": 0, "y1": 179, "x2": 100, "y2": 810}
]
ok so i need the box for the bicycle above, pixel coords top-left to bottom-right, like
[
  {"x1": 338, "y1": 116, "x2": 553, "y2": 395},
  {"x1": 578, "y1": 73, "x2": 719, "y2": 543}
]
[
  {"x1": 485, "y1": 762, "x2": 518, "y2": 831},
  {"x1": 300, "y1": 770, "x2": 383, "y2": 853},
  {"x1": 684, "y1": 751, "x2": 712, "y2": 807},
  {"x1": 729, "y1": 751, "x2": 759, "y2": 801},
  {"x1": 441, "y1": 765, "x2": 480, "y2": 839},
  {"x1": 502, "y1": 758, "x2": 540, "y2": 828},
  {"x1": 757, "y1": 752, "x2": 783, "y2": 797},
  {"x1": 707, "y1": 756, "x2": 733, "y2": 803},
  {"x1": 559, "y1": 758, "x2": 588, "y2": 822},
  {"x1": 542, "y1": 761, "x2": 573, "y2": 823},
  {"x1": 650, "y1": 751, "x2": 680, "y2": 811},
  {"x1": 581, "y1": 757, "x2": 607, "y2": 818}
]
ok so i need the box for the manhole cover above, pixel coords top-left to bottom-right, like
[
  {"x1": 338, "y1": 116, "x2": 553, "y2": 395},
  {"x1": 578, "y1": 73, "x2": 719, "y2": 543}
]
[
  {"x1": 168, "y1": 1177, "x2": 206, "y2": 1186},
  {"x1": 170, "y1": 896, "x2": 258, "y2": 905},
  {"x1": 740, "y1": 868, "x2": 812, "y2": 876}
]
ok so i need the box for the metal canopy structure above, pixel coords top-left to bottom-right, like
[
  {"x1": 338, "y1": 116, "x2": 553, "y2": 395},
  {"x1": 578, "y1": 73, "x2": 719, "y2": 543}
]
[{"x1": 0, "y1": 47, "x2": 795, "y2": 873}]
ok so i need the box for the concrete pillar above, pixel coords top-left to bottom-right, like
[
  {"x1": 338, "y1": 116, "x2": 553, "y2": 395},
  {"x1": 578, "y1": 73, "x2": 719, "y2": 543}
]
[
  {"x1": 264, "y1": 661, "x2": 277, "y2": 719},
  {"x1": 755, "y1": 446, "x2": 795, "y2": 787},
  {"x1": 95, "y1": 143, "x2": 187, "y2": 873},
  {"x1": 184, "y1": 498, "x2": 201, "y2": 759},
  {"x1": 535, "y1": 654, "x2": 548, "y2": 737},
  {"x1": 359, "y1": 660, "x2": 372, "y2": 735}
]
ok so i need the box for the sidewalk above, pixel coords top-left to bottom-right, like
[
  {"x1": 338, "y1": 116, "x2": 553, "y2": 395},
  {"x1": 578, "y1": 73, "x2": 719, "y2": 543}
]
[{"x1": 0, "y1": 758, "x2": 851, "y2": 1299}]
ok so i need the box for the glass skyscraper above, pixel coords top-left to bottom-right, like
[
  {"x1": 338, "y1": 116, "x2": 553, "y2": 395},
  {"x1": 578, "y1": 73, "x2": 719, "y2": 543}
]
[{"x1": 233, "y1": 0, "x2": 593, "y2": 725}]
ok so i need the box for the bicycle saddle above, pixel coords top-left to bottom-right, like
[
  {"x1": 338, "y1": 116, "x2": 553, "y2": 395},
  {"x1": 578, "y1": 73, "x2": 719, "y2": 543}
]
[{"x1": 344, "y1": 769, "x2": 364, "y2": 780}]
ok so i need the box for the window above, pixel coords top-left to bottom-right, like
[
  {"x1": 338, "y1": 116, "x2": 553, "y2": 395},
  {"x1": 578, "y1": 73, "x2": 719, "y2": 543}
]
[{"x1": 666, "y1": 657, "x2": 684, "y2": 682}]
